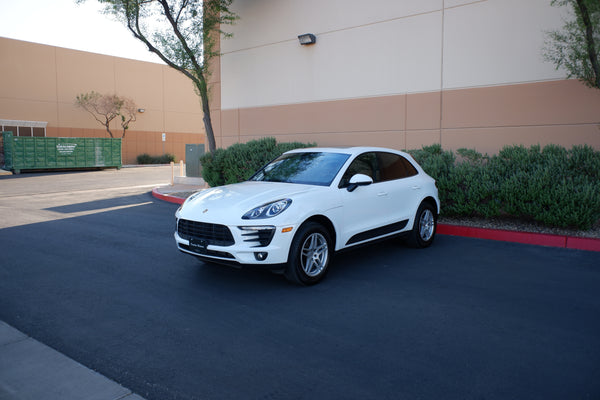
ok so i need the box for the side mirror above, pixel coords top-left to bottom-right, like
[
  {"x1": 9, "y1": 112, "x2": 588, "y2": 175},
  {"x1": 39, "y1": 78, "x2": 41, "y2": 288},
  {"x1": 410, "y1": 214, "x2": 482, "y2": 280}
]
[{"x1": 347, "y1": 174, "x2": 373, "y2": 192}]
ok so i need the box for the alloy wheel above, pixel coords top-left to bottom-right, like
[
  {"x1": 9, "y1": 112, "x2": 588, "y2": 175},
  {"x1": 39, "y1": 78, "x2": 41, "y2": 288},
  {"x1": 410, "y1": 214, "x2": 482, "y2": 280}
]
[
  {"x1": 419, "y1": 209, "x2": 435, "y2": 242},
  {"x1": 300, "y1": 232, "x2": 329, "y2": 277}
]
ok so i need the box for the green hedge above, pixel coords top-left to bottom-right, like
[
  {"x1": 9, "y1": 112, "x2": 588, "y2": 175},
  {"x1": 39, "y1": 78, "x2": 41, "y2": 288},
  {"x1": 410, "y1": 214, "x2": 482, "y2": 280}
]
[
  {"x1": 200, "y1": 137, "x2": 316, "y2": 187},
  {"x1": 136, "y1": 153, "x2": 176, "y2": 164},
  {"x1": 408, "y1": 144, "x2": 600, "y2": 230}
]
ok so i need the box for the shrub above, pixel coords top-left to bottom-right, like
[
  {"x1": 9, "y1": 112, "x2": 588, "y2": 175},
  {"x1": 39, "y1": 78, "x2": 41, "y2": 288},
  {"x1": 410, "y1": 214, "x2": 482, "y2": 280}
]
[
  {"x1": 408, "y1": 144, "x2": 458, "y2": 213},
  {"x1": 492, "y1": 144, "x2": 600, "y2": 229},
  {"x1": 409, "y1": 144, "x2": 600, "y2": 230},
  {"x1": 200, "y1": 137, "x2": 316, "y2": 187},
  {"x1": 136, "y1": 153, "x2": 175, "y2": 164}
]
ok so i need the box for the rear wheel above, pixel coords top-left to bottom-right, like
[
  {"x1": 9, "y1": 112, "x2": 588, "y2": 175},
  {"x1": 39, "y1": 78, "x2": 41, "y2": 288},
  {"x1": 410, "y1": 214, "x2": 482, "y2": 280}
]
[
  {"x1": 285, "y1": 222, "x2": 332, "y2": 285},
  {"x1": 406, "y1": 202, "x2": 437, "y2": 248}
]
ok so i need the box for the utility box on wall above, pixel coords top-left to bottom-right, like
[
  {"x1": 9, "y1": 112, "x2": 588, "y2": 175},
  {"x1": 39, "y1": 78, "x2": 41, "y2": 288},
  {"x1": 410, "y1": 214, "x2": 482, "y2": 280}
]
[
  {"x1": 185, "y1": 144, "x2": 205, "y2": 177},
  {"x1": 2, "y1": 132, "x2": 121, "y2": 174}
]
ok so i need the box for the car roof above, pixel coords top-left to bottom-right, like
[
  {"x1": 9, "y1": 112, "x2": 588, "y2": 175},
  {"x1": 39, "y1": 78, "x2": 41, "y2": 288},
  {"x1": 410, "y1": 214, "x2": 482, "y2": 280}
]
[{"x1": 285, "y1": 146, "x2": 408, "y2": 156}]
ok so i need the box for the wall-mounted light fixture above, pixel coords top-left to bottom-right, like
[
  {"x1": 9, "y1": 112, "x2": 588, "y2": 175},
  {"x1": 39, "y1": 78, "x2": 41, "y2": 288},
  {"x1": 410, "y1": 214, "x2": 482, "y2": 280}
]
[
  {"x1": 298, "y1": 33, "x2": 316, "y2": 45},
  {"x1": 138, "y1": 108, "x2": 145, "y2": 113}
]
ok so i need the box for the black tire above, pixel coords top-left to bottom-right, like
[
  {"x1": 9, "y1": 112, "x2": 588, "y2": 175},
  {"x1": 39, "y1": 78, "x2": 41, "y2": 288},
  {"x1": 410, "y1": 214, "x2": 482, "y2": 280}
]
[
  {"x1": 406, "y1": 202, "x2": 437, "y2": 248},
  {"x1": 285, "y1": 222, "x2": 332, "y2": 285}
]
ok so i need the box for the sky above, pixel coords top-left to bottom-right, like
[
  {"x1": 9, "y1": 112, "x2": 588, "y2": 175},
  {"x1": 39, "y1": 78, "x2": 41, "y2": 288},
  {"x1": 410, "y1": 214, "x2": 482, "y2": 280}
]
[{"x1": 0, "y1": 0, "x2": 163, "y2": 63}]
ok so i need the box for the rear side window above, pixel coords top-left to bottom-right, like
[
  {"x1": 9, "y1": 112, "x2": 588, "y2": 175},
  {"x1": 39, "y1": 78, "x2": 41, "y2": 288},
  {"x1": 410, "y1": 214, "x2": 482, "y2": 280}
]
[{"x1": 378, "y1": 152, "x2": 418, "y2": 181}]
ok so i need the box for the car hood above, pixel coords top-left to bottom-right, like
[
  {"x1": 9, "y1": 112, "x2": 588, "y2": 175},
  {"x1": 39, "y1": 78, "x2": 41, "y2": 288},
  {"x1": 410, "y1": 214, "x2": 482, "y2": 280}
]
[{"x1": 178, "y1": 181, "x2": 329, "y2": 224}]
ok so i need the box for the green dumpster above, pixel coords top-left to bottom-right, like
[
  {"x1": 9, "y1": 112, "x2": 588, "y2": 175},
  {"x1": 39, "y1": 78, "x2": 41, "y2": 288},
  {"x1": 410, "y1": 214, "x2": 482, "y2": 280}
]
[{"x1": 2, "y1": 132, "x2": 121, "y2": 174}]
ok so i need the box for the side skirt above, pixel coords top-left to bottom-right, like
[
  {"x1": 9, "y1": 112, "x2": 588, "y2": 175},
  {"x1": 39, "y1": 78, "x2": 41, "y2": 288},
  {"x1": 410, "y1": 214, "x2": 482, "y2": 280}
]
[{"x1": 345, "y1": 220, "x2": 409, "y2": 246}]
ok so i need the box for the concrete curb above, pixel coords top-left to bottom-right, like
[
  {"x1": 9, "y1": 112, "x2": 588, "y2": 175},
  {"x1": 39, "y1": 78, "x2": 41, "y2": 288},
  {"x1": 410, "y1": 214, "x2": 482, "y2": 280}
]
[{"x1": 154, "y1": 187, "x2": 600, "y2": 252}]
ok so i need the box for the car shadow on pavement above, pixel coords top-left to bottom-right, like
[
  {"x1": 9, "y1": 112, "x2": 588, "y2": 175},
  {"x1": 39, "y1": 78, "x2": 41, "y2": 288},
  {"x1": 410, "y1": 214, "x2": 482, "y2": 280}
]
[
  {"x1": 44, "y1": 193, "x2": 154, "y2": 214},
  {"x1": 189, "y1": 234, "x2": 426, "y2": 289}
]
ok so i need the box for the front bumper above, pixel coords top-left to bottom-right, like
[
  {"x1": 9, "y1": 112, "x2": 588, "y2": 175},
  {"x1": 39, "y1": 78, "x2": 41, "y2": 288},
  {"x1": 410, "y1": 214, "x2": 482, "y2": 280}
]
[{"x1": 175, "y1": 221, "x2": 297, "y2": 266}]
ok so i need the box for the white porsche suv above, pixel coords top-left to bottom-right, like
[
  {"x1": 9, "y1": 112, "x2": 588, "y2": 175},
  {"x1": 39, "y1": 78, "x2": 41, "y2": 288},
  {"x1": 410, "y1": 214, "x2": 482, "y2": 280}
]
[{"x1": 175, "y1": 147, "x2": 440, "y2": 285}]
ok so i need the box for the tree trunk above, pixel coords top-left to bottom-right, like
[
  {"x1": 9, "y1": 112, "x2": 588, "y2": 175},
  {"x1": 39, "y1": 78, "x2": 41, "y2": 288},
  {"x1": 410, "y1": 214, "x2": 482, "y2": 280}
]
[
  {"x1": 576, "y1": 0, "x2": 600, "y2": 88},
  {"x1": 104, "y1": 122, "x2": 114, "y2": 138},
  {"x1": 202, "y1": 100, "x2": 217, "y2": 153},
  {"x1": 195, "y1": 74, "x2": 217, "y2": 153}
]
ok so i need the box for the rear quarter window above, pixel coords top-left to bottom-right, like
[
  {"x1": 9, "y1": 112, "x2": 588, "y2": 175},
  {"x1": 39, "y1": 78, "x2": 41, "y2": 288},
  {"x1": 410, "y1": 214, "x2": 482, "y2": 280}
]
[{"x1": 378, "y1": 152, "x2": 418, "y2": 181}]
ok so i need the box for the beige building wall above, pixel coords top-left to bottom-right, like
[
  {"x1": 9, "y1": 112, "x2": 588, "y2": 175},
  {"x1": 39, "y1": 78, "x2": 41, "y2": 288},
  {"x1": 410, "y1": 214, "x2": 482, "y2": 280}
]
[
  {"x1": 3, "y1": 0, "x2": 600, "y2": 161},
  {"x1": 0, "y1": 37, "x2": 205, "y2": 164},
  {"x1": 217, "y1": 0, "x2": 600, "y2": 154}
]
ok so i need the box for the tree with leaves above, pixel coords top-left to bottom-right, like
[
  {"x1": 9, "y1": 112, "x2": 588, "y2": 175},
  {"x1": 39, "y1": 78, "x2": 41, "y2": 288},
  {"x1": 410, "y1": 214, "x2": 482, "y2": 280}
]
[
  {"x1": 78, "y1": 0, "x2": 238, "y2": 153},
  {"x1": 75, "y1": 91, "x2": 138, "y2": 138},
  {"x1": 544, "y1": 0, "x2": 600, "y2": 89}
]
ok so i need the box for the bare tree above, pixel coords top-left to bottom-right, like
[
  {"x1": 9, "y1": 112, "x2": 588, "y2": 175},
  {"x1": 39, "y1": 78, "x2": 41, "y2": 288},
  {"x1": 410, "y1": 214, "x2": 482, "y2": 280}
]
[{"x1": 75, "y1": 91, "x2": 138, "y2": 138}]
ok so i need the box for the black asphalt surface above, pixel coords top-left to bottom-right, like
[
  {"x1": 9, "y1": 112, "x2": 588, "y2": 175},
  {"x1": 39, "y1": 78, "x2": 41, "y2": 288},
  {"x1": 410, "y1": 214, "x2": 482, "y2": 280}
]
[{"x1": 1, "y1": 170, "x2": 599, "y2": 400}]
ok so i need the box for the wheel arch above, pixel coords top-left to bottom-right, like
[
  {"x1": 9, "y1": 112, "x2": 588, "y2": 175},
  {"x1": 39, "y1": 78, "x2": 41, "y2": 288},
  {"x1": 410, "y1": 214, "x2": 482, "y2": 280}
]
[
  {"x1": 298, "y1": 215, "x2": 337, "y2": 249},
  {"x1": 421, "y1": 196, "x2": 440, "y2": 215}
]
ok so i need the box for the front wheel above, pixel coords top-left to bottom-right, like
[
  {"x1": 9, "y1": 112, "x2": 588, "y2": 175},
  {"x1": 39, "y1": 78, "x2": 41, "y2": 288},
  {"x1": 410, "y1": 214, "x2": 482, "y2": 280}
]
[
  {"x1": 406, "y1": 202, "x2": 437, "y2": 248},
  {"x1": 285, "y1": 222, "x2": 332, "y2": 285}
]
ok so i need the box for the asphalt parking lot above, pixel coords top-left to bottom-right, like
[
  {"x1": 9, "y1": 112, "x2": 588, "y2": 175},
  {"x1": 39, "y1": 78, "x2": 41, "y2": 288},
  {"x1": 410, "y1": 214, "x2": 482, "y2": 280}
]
[{"x1": 1, "y1": 167, "x2": 599, "y2": 400}]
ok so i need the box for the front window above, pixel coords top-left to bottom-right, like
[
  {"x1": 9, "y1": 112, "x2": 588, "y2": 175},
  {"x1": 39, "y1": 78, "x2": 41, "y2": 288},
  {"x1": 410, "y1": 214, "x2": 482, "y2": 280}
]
[
  {"x1": 339, "y1": 152, "x2": 418, "y2": 188},
  {"x1": 339, "y1": 153, "x2": 378, "y2": 188},
  {"x1": 250, "y1": 152, "x2": 351, "y2": 186}
]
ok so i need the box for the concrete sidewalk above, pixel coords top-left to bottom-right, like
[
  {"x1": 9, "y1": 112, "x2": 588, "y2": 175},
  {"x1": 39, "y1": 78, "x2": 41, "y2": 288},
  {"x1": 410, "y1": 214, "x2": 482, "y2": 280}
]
[{"x1": 0, "y1": 321, "x2": 145, "y2": 400}]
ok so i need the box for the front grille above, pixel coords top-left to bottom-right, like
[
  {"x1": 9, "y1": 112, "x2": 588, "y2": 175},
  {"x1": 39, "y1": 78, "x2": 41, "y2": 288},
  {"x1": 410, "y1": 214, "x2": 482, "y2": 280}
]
[
  {"x1": 239, "y1": 226, "x2": 276, "y2": 247},
  {"x1": 177, "y1": 219, "x2": 235, "y2": 246}
]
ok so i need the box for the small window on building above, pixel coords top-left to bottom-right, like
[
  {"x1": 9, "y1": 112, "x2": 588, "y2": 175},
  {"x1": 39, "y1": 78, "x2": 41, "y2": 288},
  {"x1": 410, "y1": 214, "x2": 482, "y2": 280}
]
[
  {"x1": 19, "y1": 127, "x2": 33, "y2": 137},
  {"x1": 1, "y1": 120, "x2": 47, "y2": 137},
  {"x1": 4, "y1": 126, "x2": 17, "y2": 136}
]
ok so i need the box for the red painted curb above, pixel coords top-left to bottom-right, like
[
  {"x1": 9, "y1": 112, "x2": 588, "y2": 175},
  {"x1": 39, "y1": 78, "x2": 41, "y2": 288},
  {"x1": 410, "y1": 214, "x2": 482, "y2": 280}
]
[
  {"x1": 438, "y1": 224, "x2": 600, "y2": 252},
  {"x1": 151, "y1": 188, "x2": 185, "y2": 205},
  {"x1": 566, "y1": 236, "x2": 600, "y2": 252}
]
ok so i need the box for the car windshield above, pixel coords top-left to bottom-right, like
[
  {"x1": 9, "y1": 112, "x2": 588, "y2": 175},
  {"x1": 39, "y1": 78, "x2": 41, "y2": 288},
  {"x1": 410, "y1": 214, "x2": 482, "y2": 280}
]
[{"x1": 250, "y1": 152, "x2": 351, "y2": 186}]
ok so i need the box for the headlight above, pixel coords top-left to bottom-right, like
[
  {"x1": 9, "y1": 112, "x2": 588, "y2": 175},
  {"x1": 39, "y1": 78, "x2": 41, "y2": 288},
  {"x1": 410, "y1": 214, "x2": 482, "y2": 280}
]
[{"x1": 242, "y1": 199, "x2": 292, "y2": 219}]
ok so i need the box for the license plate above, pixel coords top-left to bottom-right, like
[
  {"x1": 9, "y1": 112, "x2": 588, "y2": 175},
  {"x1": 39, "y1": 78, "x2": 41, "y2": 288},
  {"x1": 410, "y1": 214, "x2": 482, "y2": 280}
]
[{"x1": 189, "y1": 238, "x2": 208, "y2": 254}]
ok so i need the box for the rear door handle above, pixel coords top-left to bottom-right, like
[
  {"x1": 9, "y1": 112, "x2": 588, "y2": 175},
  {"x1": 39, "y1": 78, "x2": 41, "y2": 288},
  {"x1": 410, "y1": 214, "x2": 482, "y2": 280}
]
[
  {"x1": 377, "y1": 192, "x2": 388, "y2": 197},
  {"x1": 411, "y1": 186, "x2": 421, "y2": 190}
]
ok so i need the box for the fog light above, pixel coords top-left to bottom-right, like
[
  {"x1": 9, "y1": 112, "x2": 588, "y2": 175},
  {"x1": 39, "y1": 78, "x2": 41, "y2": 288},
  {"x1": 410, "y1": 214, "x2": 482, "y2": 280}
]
[{"x1": 254, "y1": 252, "x2": 268, "y2": 261}]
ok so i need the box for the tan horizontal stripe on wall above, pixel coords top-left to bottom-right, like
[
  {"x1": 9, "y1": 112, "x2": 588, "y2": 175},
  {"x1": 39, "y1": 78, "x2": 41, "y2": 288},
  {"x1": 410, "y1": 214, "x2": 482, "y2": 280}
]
[{"x1": 217, "y1": 80, "x2": 600, "y2": 154}]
